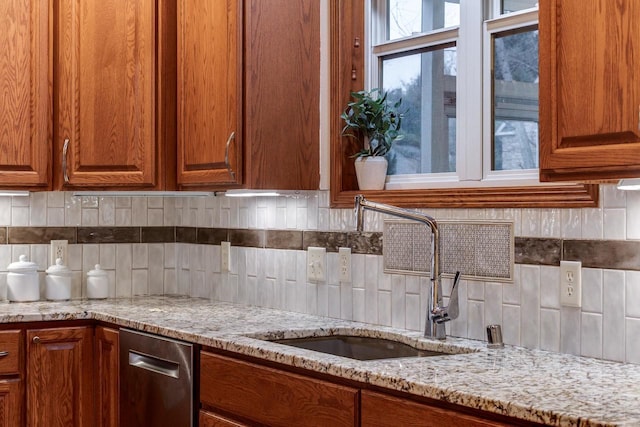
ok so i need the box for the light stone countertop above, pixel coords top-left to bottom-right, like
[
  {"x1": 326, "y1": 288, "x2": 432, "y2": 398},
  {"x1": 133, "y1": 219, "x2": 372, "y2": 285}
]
[{"x1": 3, "y1": 296, "x2": 640, "y2": 427}]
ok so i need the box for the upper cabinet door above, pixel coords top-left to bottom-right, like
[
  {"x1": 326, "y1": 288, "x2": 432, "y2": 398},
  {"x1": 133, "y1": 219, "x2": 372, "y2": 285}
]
[
  {"x1": 244, "y1": 0, "x2": 320, "y2": 190},
  {"x1": 539, "y1": 0, "x2": 640, "y2": 181},
  {"x1": 0, "y1": 0, "x2": 50, "y2": 188},
  {"x1": 54, "y1": 0, "x2": 158, "y2": 189},
  {"x1": 177, "y1": 0, "x2": 242, "y2": 188}
]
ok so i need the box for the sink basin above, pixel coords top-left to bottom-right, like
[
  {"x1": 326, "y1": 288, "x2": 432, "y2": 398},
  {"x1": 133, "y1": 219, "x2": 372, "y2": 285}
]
[{"x1": 271, "y1": 335, "x2": 454, "y2": 360}]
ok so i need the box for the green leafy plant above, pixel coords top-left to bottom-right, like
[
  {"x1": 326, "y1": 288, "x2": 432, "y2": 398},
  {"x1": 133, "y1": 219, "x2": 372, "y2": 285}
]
[{"x1": 341, "y1": 88, "x2": 404, "y2": 158}]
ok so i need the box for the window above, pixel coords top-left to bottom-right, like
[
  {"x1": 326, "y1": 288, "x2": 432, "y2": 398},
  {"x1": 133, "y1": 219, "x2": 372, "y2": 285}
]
[
  {"x1": 328, "y1": 0, "x2": 598, "y2": 208},
  {"x1": 368, "y1": 0, "x2": 540, "y2": 189}
]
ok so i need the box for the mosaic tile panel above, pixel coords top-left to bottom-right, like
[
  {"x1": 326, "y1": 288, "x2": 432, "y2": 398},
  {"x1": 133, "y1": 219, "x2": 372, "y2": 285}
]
[{"x1": 383, "y1": 220, "x2": 514, "y2": 282}]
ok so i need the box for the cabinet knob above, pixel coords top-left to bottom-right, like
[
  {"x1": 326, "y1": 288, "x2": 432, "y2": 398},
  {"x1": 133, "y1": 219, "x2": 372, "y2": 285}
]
[
  {"x1": 0, "y1": 351, "x2": 8, "y2": 358},
  {"x1": 32, "y1": 336, "x2": 41, "y2": 344}
]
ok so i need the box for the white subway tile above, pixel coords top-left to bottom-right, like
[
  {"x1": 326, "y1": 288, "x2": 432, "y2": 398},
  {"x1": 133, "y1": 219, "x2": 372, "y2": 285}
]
[
  {"x1": 0, "y1": 198, "x2": 11, "y2": 225},
  {"x1": 626, "y1": 271, "x2": 640, "y2": 318},
  {"x1": 115, "y1": 244, "x2": 132, "y2": 298},
  {"x1": 132, "y1": 269, "x2": 149, "y2": 296},
  {"x1": 604, "y1": 208, "x2": 626, "y2": 240},
  {"x1": 81, "y1": 208, "x2": 98, "y2": 226},
  {"x1": 391, "y1": 275, "x2": 405, "y2": 329},
  {"x1": 132, "y1": 244, "x2": 148, "y2": 270},
  {"x1": 603, "y1": 270, "x2": 626, "y2": 362},
  {"x1": 47, "y1": 192, "x2": 65, "y2": 208},
  {"x1": 99, "y1": 244, "x2": 116, "y2": 270},
  {"x1": 540, "y1": 266, "x2": 560, "y2": 309},
  {"x1": 503, "y1": 264, "x2": 521, "y2": 305},
  {"x1": 603, "y1": 184, "x2": 626, "y2": 208},
  {"x1": 131, "y1": 198, "x2": 148, "y2": 226},
  {"x1": 467, "y1": 301, "x2": 485, "y2": 341},
  {"x1": 148, "y1": 244, "x2": 164, "y2": 295},
  {"x1": 467, "y1": 280, "x2": 485, "y2": 301},
  {"x1": 502, "y1": 304, "x2": 520, "y2": 346},
  {"x1": 561, "y1": 209, "x2": 582, "y2": 239},
  {"x1": 29, "y1": 192, "x2": 47, "y2": 226},
  {"x1": 521, "y1": 209, "x2": 541, "y2": 237},
  {"x1": 81, "y1": 196, "x2": 98, "y2": 209},
  {"x1": 582, "y1": 268, "x2": 603, "y2": 313},
  {"x1": 11, "y1": 207, "x2": 29, "y2": 226},
  {"x1": 378, "y1": 290, "x2": 392, "y2": 327},
  {"x1": 540, "y1": 308, "x2": 560, "y2": 352},
  {"x1": 581, "y1": 208, "x2": 603, "y2": 240},
  {"x1": 540, "y1": 209, "x2": 562, "y2": 238},
  {"x1": 340, "y1": 282, "x2": 353, "y2": 320},
  {"x1": 47, "y1": 207, "x2": 65, "y2": 226},
  {"x1": 328, "y1": 284, "x2": 341, "y2": 318},
  {"x1": 625, "y1": 318, "x2": 640, "y2": 364},
  {"x1": 484, "y1": 282, "x2": 503, "y2": 327},
  {"x1": 405, "y1": 294, "x2": 421, "y2": 332},
  {"x1": 560, "y1": 307, "x2": 581, "y2": 356},
  {"x1": 64, "y1": 194, "x2": 81, "y2": 226},
  {"x1": 98, "y1": 197, "x2": 116, "y2": 226},
  {"x1": 352, "y1": 288, "x2": 366, "y2": 322},
  {"x1": 580, "y1": 312, "x2": 602, "y2": 359},
  {"x1": 163, "y1": 269, "x2": 177, "y2": 295}
]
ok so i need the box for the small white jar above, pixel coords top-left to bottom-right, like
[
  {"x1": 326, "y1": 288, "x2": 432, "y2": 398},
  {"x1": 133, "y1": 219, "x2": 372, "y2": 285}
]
[
  {"x1": 7, "y1": 255, "x2": 40, "y2": 302},
  {"x1": 87, "y1": 264, "x2": 109, "y2": 299},
  {"x1": 45, "y1": 258, "x2": 72, "y2": 301}
]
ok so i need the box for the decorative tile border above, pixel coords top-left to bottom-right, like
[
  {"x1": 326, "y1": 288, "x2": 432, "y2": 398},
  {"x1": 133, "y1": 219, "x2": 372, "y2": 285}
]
[{"x1": 1, "y1": 226, "x2": 638, "y2": 271}]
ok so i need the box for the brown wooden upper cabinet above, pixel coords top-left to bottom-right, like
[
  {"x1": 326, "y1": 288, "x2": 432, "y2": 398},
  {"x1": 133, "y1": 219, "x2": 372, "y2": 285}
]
[
  {"x1": 0, "y1": 0, "x2": 175, "y2": 190},
  {"x1": 53, "y1": 0, "x2": 175, "y2": 190},
  {"x1": 539, "y1": 0, "x2": 640, "y2": 182},
  {"x1": 177, "y1": 0, "x2": 320, "y2": 190},
  {"x1": 0, "y1": 0, "x2": 50, "y2": 189}
]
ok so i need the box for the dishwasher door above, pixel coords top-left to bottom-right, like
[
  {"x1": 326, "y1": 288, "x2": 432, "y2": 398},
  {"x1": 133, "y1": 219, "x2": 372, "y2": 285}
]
[{"x1": 119, "y1": 328, "x2": 194, "y2": 427}]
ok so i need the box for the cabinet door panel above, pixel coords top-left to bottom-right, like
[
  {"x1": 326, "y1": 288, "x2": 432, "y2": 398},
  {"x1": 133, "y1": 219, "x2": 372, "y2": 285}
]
[
  {"x1": 540, "y1": 0, "x2": 640, "y2": 181},
  {"x1": 0, "y1": 380, "x2": 22, "y2": 427},
  {"x1": 27, "y1": 326, "x2": 94, "y2": 427},
  {"x1": 54, "y1": 0, "x2": 157, "y2": 188},
  {"x1": 177, "y1": 0, "x2": 242, "y2": 187},
  {"x1": 95, "y1": 326, "x2": 119, "y2": 427},
  {"x1": 0, "y1": 0, "x2": 50, "y2": 188},
  {"x1": 244, "y1": 0, "x2": 320, "y2": 189}
]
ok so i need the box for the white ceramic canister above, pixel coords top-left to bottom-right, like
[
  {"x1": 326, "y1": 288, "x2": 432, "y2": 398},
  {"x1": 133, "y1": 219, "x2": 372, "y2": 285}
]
[
  {"x1": 7, "y1": 255, "x2": 40, "y2": 302},
  {"x1": 86, "y1": 264, "x2": 109, "y2": 299},
  {"x1": 45, "y1": 258, "x2": 72, "y2": 301}
]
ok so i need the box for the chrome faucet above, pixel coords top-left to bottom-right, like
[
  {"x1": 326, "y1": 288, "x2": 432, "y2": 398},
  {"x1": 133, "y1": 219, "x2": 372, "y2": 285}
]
[{"x1": 354, "y1": 195, "x2": 460, "y2": 339}]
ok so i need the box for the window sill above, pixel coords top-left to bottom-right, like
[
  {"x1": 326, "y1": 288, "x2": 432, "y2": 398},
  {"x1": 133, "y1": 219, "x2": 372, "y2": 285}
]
[{"x1": 329, "y1": 184, "x2": 598, "y2": 209}]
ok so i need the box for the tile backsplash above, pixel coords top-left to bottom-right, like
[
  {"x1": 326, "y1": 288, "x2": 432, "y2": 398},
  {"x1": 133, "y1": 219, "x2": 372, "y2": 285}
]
[{"x1": 1, "y1": 185, "x2": 640, "y2": 365}]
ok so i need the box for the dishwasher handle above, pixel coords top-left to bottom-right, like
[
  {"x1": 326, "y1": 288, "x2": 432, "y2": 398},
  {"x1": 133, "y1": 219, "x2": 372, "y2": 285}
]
[{"x1": 128, "y1": 350, "x2": 180, "y2": 379}]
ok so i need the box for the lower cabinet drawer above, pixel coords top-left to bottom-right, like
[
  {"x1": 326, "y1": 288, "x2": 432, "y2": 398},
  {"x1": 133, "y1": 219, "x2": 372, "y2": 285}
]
[
  {"x1": 361, "y1": 390, "x2": 513, "y2": 427},
  {"x1": 0, "y1": 330, "x2": 21, "y2": 375},
  {"x1": 200, "y1": 351, "x2": 358, "y2": 427},
  {"x1": 199, "y1": 410, "x2": 247, "y2": 427}
]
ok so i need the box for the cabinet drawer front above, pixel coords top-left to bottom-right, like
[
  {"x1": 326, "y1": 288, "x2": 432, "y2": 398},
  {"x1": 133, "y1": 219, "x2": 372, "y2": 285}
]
[
  {"x1": 199, "y1": 410, "x2": 247, "y2": 427},
  {"x1": 361, "y1": 390, "x2": 513, "y2": 427},
  {"x1": 0, "y1": 330, "x2": 21, "y2": 375},
  {"x1": 201, "y1": 352, "x2": 358, "y2": 427}
]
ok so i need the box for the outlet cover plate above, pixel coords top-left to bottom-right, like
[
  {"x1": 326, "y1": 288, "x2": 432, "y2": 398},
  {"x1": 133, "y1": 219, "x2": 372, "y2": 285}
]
[
  {"x1": 560, "y1": 260, "x2": 582, "y2": 307},
  {"x1": 338, "y1": 247, "x2": 351, "y2": 282},
  {"x1": 50, "y1": 240, "x2": 68, "y2": 266},
  {"x1": 221, "y1": 241, "x2": 231, "y2": 273},
  {"x1": 307, "y1": 247, "x2": 326, "y2": 282}
]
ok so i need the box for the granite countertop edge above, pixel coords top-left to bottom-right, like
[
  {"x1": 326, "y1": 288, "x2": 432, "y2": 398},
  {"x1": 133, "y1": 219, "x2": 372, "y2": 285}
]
[{"x1": 2, "y1": 296, "x2": 639, "y2": 427}]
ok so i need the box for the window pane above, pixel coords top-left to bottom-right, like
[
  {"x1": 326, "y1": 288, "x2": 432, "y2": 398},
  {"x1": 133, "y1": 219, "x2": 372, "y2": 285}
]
[
  {"x1": 386, "y1": 0, "x2": 460, "y2": 41},
  {"x1": 382, "y1": 45, "x2": 457, "y2": 175},
  {"x1": 492, "y1": 28, "x2": 538, "y2": 171},
  {"x1": 501, "y1": 0, "x2": 538, "y2": 14}
]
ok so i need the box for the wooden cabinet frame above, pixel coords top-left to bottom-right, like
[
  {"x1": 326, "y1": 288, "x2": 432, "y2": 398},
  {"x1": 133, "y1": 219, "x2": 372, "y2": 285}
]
[{"x1": 328, "y1": 0, "x2": 598, "y2": 209}]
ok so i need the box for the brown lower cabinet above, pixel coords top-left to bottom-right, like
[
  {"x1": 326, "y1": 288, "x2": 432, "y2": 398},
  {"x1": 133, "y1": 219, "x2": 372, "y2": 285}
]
[
  {"x1": 26, "y1": 326, "x2": 94, "y2": 427},
  {"x1": 200, "y1": 351, "x2": 359, "y2": 426},
  {"x1": 94, "y1": 326, "x2": 119, "y2": 427},
  {"x1": 0, "y1": 379, "x2": 22, "y2": 426},
  {"x1": 200, "y1": 350, "x2": 541, "y2": 427}
]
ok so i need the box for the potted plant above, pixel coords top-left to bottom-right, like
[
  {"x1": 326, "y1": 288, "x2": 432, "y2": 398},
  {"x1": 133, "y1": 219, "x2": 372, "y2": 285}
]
[{"x1": 341, "y1": 88, "x2": 403, "y2": 190}]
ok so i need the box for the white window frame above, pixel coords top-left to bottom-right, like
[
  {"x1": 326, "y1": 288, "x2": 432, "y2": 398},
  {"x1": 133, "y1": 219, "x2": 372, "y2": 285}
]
[{"x1": 367, "y1": 1, "x2": 542, "y2": 190}]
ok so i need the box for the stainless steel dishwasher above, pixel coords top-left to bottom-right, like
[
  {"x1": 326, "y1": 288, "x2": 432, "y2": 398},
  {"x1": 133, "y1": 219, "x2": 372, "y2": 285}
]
[{"x1": 119, "y1": 328, "x2": 194, "y2": 427}]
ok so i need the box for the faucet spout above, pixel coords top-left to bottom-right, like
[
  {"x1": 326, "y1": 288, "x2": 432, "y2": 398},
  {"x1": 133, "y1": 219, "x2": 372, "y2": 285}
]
[{"x1": 354, "y1": 195, "x2": 458, "y2": 339}]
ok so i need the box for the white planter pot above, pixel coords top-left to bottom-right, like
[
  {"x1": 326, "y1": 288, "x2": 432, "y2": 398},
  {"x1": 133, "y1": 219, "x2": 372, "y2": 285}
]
[{"x1": 354, "y1": 156, "x2": 388, "y2": 190}]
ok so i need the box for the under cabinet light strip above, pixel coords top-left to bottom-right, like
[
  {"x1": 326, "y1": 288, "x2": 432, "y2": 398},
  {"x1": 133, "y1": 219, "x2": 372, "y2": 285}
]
[
  {"x1": 72, "y1": 191, "x2": 216, "y2": 197},
  {"x1": 0, "y1": 191, "x2": 30, "y2": 197}
]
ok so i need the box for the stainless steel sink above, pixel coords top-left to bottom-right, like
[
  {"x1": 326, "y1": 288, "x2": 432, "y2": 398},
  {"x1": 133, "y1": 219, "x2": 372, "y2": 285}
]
[{"x1": 271, "y1": 335, "x2": 454, "y2": 360}]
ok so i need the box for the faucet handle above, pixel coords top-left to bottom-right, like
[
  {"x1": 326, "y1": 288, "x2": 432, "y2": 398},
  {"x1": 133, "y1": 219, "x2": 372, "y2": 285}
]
[
  {"x1": 447, "y1": 271, "x2": 461, "y2": 321},
  {"x1": 432, "y1": 271, "x2": 461, "y2": 324}
]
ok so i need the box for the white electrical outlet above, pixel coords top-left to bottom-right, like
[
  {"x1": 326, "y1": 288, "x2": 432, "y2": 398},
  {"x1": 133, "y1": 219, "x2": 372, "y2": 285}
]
[
  {"x1": 50, "y1": 240, "x2": 68, "y2": 266},
  {"x1": 338, "y1": 247, "x2": 351, "y2": 282},
  {"x1": 560, "y1": 260, "x2": 582, "y2": 307},
  {"x1": 221, "y1": 241, "x2": 231, "y2": 273},
  {"x1": 307, "y1": 247, "x2": 326, "y2": 282}
]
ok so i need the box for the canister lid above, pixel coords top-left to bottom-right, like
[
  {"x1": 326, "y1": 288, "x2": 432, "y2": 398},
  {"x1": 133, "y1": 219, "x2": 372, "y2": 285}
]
[
  {"x1": 87, "y1": 264, "x2": 107, "y2": 277},
  {"x1": 7, "y1": 255, "x2": 39, "y2": 273},
  {"x1": 46, "y1": 258, "x2": 71, "y2": 276}
]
